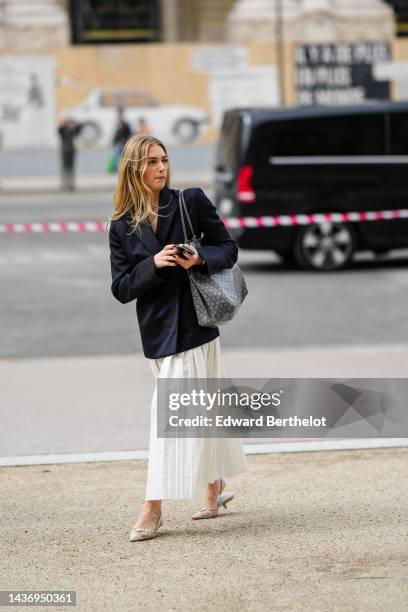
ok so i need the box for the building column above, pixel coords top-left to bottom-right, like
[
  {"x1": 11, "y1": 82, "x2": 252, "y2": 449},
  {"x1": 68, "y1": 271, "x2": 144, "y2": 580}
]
[
  {"x1": 226, "y1": 0, "x2": 301, "y2": 43},
  {"x1": 160, "y1": 0, "x2": 180, "y2": 42}
]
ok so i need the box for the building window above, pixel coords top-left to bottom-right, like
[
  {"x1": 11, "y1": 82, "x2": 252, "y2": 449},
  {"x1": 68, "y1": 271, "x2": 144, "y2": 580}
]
[
  {"x1": 385, "y1": 1, "x2": 408, "y2": 36},
  {"x1": 69, "y1": 0, "x2": 161, "y2": 44}
]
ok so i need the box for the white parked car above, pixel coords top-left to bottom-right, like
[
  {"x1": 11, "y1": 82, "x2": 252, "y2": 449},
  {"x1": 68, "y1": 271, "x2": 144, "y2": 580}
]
[{"x1": 60, "y1": 87, "x2": 210, "y2": 147}]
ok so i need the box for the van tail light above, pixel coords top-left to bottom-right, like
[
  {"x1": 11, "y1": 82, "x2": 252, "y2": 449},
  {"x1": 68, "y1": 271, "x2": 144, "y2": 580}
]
[{"x1": 237, "y1": 165, "x2": 255, "y2": 203}]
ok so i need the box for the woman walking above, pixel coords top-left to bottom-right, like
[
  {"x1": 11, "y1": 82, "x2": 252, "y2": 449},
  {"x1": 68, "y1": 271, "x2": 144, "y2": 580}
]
[{"x1": 108, "y1": 134, "x2": 249, "y2": 542}]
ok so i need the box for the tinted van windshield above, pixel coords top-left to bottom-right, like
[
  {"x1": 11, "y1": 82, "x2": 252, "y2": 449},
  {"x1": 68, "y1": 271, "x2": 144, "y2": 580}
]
[
  {"x1": 251, "y1": 112, "x2": 386, "y2": 166},
  {"x1": 216, "y1": 113, "x2": 241, "y2": 170}
]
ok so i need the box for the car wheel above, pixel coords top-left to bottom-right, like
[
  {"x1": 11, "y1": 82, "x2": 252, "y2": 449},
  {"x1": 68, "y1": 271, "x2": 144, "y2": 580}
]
[
  {"x1": 293, "y1": 221, "x2": 357, "y2": 271},
  {"x1": 173, "y1": 119, "x2": 199, "y2": 144},
  {"x1": 77, "y1": 121, "x2": 101, "y2": 147}
]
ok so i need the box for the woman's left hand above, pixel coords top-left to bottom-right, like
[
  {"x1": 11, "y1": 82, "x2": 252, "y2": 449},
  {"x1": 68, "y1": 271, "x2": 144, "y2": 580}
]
[{"x1": 173, "y1": 248, "x2": 204, "y2": 270}]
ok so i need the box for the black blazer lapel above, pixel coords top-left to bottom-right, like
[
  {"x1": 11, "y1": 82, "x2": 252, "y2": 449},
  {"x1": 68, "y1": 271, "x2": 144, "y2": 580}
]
[
  {"x1": 129, "y1": 186, "x2": 180, "y2": 253},
  {"x1": 137, "y1": 220, "x2": 163, "y2": 254},
  {"x1": 156, "y1": 186, "x2": 182, "y2": 246}
]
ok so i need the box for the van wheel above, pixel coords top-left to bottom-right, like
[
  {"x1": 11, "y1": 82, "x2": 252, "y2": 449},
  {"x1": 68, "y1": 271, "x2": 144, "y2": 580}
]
[
  {"x1": 293, "y1": 222, "x2": 357, "y2": 271},
  {"x1": 173, "y1": 119, "x2": 199, "y2": 143}
]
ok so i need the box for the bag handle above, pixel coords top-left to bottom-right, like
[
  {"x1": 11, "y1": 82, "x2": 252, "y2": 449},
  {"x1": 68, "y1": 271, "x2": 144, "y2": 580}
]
[{"x1": 178, "y1": 190, "x2": 197, "y2": 244}]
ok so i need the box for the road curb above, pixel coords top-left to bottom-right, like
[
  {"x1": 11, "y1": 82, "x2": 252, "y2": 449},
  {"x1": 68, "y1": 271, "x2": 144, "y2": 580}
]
[{"x1": 2, "y1": 438, "x2": 408, "y2": 467}]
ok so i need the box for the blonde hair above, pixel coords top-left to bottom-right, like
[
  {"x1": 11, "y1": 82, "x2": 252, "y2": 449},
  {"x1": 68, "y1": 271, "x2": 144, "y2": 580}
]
[{"x1": 109, "y1": 134, "x2": 171, "y2": 232}]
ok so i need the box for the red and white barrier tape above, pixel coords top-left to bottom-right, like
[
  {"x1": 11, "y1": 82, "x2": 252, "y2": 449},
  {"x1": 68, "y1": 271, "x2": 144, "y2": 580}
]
[
  {"x1": 1, "y1": 209, "x2": 408, "y2": 234},
  {"x1": 0, "y1": 221, "x2": 107, "y2": 234},
  {"x1": 222, "y1": 208, "x2": 408, "y2": 229}
]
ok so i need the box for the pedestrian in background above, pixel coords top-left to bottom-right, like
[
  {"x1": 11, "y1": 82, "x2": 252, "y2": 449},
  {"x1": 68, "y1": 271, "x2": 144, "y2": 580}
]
[
  {"x1": 136, "y1": 117, "x2": 150, "y2": 135},
  {"x1": 112, "y1": 107, "x2": 132, "y2": 168},
  {"x1": 57, "y1": 117, "x2": 82, "y2": 191},
  {"x1": 108, "y1": 134, "x2": 248, "y2": 542}
]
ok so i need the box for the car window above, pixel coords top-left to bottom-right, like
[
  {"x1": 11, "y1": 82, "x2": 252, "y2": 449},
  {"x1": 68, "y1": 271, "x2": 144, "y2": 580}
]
[
  {"x1": 123, "y1": 94, "x2": 155, "y2": 107},
  {"x1": 253, "y1": 113, "x2": 385, "y2": 163},
  {"x1": 101, "y1": 94, "x2": 121, "y2": 107},
  {"x1": 389, "y1": 112, "x2": 408, "y2": 154}
]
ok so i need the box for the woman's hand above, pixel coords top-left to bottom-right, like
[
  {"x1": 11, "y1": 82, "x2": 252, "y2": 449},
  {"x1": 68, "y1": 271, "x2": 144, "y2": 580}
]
[
  {"x1": 173, "y1": 246, "x2": 205, "y2": 270},
  {"x1": 153, "y1": 244, "x2": 178, "y2": 268}
]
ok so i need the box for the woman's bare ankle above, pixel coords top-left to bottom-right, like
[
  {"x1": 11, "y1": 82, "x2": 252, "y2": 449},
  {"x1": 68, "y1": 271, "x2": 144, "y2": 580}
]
[
  {"x1": 207, "y1": 479, "x2": 222, "y2": 493},
  {"x1": 205, "y1": 479, "x2": 222, "y2": 505},
  {"x1": 134, "y1": 500, "x2": 162, "y2": 528},
  {"x1": 144, "y1": 500, "x2": 161, "y2": 514}
]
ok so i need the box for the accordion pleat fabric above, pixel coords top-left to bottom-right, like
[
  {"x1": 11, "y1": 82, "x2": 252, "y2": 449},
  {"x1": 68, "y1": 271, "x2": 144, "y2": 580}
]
[{"x1": 145, "y1": 337, "x2": 249, "y2": 504}]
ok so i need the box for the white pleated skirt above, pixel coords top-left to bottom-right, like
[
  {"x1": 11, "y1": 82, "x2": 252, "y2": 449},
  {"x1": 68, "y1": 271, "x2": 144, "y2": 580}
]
[{"x1": 145, "y1": 337, "x2": 249, "y2": 505}]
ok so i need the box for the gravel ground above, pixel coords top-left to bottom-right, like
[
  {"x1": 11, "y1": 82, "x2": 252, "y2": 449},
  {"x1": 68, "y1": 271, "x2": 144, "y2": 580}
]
[{"x1": 1, "y1": 447, "x2": 407, "y2": 611}]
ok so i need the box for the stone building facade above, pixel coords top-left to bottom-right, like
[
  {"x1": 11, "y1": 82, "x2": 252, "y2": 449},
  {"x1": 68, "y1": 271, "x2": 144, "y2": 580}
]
[
  {"x1": 227, "y1": 1, "x2": 395, "y2": 44},
  {"x1": 0, "y1": 0, "x2": 69, "y2": 51},
  {"x1": 0, "y1": 0, "x2": 398, "y2": 51}
]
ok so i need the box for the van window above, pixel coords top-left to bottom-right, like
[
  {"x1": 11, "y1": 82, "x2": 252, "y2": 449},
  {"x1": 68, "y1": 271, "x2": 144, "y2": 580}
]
[
  {"x1": 216, "y1": 114, "x2": 241, "y2": 170},
  {"x1": 253, "y1": 113, "x2": 385, "y2": 162},
  {"x1": 389, "y1": 113, "x2": 408, "y2": 154}
]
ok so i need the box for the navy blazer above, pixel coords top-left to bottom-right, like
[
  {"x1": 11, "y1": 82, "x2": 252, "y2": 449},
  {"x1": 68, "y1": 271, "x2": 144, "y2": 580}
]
[{"x1": 108, "y1": 185, "x2": 238, "y2": 359}]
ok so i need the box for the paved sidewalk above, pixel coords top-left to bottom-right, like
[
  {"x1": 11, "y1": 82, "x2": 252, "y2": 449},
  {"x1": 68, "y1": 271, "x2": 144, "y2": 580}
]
[
  {"x1": 2, "y1": 344, "x2": 408, "y2": 458},
  {"x1": 1, "y1": 447, "x2": 407, "y2": 611}
]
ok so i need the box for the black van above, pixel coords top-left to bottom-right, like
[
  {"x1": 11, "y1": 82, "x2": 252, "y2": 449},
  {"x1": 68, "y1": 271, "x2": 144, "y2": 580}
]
[{"x1": 214, "y1": 102, "x2": 408, "y2": 270}]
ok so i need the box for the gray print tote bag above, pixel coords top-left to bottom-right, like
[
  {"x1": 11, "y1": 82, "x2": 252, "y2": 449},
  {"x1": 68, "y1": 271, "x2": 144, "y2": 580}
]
[{"x1": 178, "y1": 189, "x2": 248, "y2": 328}]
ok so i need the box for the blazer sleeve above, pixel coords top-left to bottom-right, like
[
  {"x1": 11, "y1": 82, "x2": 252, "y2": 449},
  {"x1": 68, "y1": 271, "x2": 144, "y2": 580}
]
[
  {"x1": 109, "y1": 220, "x2": 166, "y2": 304},
  {"x1": 193, "y1": 188, "x2": 238, "y2": 275}
]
